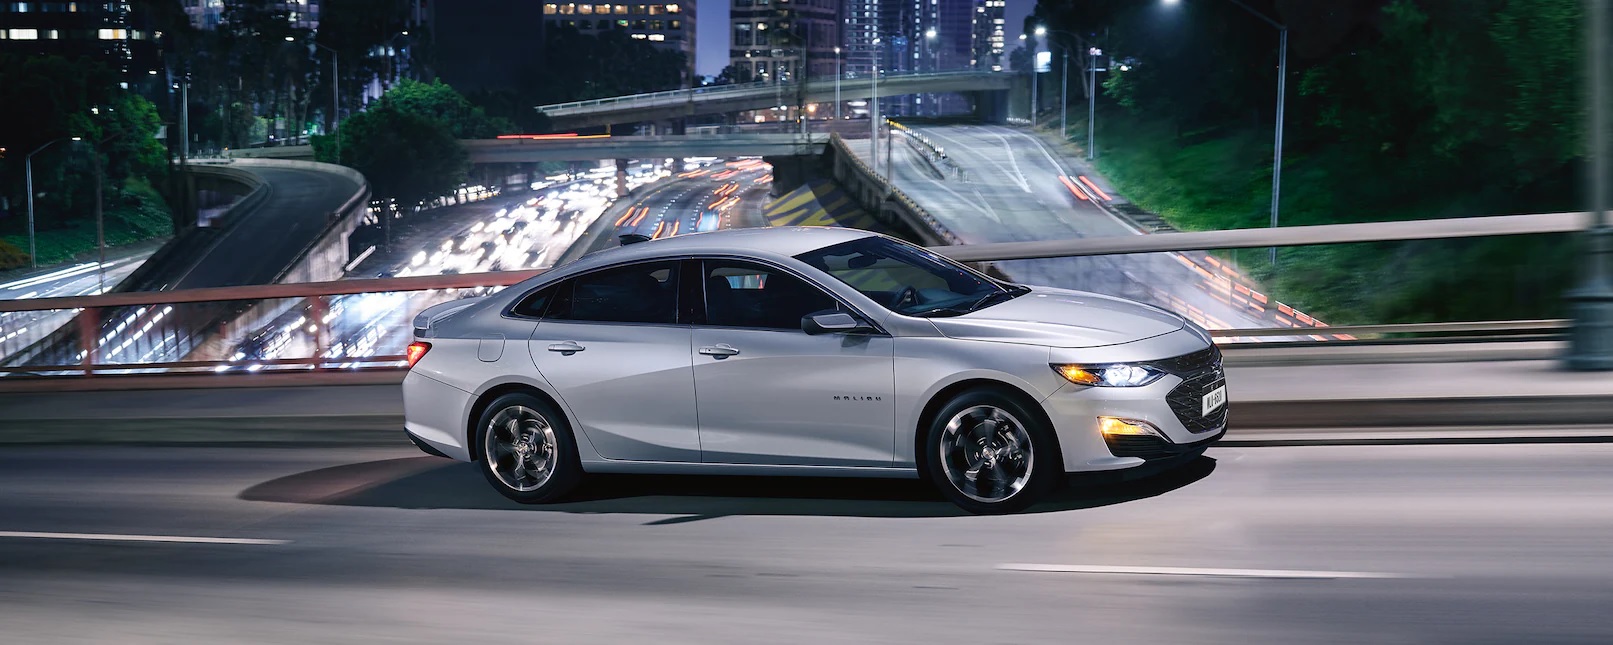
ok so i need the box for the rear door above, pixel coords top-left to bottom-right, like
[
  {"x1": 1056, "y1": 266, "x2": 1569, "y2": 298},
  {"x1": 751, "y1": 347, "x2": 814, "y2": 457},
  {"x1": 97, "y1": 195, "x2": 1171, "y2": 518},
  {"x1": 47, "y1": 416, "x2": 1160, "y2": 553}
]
[
  {"x1": 523, "y1": 260, "x2": 700, "y2": 462},
  {"x1": 691, "y1": 259, "x2": 896, "y2": 466}
]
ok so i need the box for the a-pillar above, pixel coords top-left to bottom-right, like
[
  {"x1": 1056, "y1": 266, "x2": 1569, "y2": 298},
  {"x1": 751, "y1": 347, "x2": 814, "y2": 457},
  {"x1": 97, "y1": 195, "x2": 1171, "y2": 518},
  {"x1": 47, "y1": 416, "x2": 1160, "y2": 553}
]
[{"x1": 614, "y1": 158, "x2": 629, "y2": 197}]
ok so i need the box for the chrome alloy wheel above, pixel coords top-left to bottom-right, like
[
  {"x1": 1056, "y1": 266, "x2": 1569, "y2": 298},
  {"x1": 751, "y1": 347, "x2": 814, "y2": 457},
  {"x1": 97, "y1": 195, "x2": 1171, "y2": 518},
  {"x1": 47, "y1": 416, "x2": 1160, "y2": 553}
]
[
  {"x1": 483, "y1": 405, "x2": 559, "y2": 492},
  {"x1": 938, "y1": 405, "x2": 1034, "y2": 503}
]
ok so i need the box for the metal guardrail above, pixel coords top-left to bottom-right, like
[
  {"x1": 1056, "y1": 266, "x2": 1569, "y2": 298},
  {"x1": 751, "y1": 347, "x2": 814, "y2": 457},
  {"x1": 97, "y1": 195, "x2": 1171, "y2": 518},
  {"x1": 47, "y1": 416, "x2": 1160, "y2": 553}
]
[
  {"x1": 0, "y1": 210, "x2": 1588, "y2": 378},
  {"x1": 537, "y1": 70, "x2": 1002, "y2": 114}
]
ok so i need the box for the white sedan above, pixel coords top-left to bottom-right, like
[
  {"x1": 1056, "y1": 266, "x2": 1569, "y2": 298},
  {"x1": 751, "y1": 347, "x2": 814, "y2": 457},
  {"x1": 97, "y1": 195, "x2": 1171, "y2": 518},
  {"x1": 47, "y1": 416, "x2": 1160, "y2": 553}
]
[{"x1": 402, "y1": 227, "x2": 1226, "y2": 513}]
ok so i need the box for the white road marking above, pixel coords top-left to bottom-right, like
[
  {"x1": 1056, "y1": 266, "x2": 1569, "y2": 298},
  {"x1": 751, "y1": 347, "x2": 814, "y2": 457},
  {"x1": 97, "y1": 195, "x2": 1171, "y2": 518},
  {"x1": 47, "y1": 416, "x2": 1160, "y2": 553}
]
[
  {"x1": 998, "y1": 563, "x2": 1417, "y2": 580},
  {"x1": 0, "y1": 531, "x2": 289, "y2": 546}
]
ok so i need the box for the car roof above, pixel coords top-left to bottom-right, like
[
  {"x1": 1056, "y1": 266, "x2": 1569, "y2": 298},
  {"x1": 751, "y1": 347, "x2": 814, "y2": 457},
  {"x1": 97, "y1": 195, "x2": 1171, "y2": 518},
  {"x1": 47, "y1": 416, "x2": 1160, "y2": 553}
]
[{"x1": 560, "y1": 226, "x2": 880, "y2": 273}]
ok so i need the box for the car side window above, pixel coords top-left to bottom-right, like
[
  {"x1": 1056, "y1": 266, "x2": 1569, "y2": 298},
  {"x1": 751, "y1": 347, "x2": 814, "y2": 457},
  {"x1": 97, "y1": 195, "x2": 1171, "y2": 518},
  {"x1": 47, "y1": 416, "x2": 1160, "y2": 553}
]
[
  {"x1": 511, "y1": 284, "x2": 560, "y2": 318},
  {"x1": 545, "y1": 261, "x2": 680, "y2": 324},
  {"x1": 703, "y1": 260, "x2": 838, "y2": 330}
]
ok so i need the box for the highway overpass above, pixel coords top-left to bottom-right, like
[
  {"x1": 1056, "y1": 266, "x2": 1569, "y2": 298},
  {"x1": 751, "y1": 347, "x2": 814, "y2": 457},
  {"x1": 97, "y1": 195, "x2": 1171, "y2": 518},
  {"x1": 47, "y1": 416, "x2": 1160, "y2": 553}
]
[
  {"x1": 227, "y1": 134, "x2": 830, "y2": 164},
  {"x1": 535, "y1": 70, "x2": 1014, "y2": 129}
]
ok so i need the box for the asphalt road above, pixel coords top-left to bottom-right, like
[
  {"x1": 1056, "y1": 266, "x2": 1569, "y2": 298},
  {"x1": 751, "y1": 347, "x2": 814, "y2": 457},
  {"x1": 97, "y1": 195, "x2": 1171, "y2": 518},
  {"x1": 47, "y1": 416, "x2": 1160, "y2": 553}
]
[
  {"x1": 0, "y1": 442, "x2": 1609, "y2": 643},
  {"x1": 171, "y1": 166, "x2": 361, "y2": 290},
  {"x1": 865, "y1": 125, "x2": 1269, "y2": 329}
]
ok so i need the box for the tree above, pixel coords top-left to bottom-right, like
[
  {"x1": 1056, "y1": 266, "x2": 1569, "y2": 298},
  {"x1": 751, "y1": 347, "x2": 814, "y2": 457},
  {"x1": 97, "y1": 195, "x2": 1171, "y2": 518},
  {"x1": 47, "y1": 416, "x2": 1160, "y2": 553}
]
[
  {"x1": 381, "y1": 79, "x2": 516, "y2": 139},
  {"x1": 337, "y1": 103, "x2": 468, "y2": 211},
  {"x1": 713, "y1": 64, "x2": 754, "y2": 86}
]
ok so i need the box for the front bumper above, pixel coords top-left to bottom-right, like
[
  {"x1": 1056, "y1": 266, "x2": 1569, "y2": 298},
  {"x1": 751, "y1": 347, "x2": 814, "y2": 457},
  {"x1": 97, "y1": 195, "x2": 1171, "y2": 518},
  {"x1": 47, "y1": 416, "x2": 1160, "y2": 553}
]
[{"x1": 1041, "y1": 347, "x2": 1227, "y2": 474}]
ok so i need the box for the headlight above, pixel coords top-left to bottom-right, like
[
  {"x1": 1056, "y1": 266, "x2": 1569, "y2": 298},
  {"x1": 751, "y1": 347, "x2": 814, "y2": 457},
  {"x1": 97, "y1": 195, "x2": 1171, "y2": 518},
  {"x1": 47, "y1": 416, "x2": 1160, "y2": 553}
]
[{"x1": 1052, "y1": 363, "x2": 1165, "y2": 387}]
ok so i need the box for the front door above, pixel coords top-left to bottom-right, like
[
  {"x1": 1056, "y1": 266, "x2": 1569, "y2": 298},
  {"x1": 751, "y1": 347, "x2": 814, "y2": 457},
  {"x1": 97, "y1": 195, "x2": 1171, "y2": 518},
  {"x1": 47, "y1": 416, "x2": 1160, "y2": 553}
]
[
  {"x1": 525, "y1": 260, "x2": 700, "y2": 463},
  {"x1": 692, "y1": 259, "x2": 895, "y2": 466}
]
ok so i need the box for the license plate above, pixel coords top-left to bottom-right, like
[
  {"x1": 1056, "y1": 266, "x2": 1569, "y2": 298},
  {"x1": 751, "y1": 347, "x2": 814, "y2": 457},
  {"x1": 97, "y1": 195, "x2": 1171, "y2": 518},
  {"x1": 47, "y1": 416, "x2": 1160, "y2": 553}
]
[{"x1": 1201, "y1": 385, "x2": 1227, "y2": 417}]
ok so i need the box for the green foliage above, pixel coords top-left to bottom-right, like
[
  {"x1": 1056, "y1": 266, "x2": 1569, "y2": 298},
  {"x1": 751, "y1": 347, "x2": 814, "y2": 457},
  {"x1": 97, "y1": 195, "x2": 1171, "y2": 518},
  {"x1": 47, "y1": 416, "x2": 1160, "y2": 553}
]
[
  {"x1": 380, "y1": 79, "x2": 516, "y2": 138},
  {"x1": 333, "y1": 102, "x2": 468, "y2": 209},
  {"x1": 0, "y1": 239, "x2": 27, "y2": 270},
  {"x1": 1065, "y1": 0, "x2": 1585, "y2": 324},
  {"x1": 0, "y1": 53, "x2": 173, "y2": 258}
]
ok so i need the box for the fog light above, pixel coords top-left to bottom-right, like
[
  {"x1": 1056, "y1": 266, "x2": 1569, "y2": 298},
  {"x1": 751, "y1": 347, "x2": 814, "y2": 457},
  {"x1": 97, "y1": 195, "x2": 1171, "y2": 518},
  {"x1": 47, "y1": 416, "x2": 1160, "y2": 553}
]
[{"x1": 1099, "y1": 417, "x2": 1163, "y2": 439}]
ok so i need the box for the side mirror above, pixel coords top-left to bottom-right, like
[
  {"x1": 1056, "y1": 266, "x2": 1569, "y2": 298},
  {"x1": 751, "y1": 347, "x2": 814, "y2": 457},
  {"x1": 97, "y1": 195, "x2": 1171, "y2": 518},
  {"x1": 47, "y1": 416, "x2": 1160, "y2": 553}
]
[{"x1": 802, "y1": 310, "x2": 872, "y2": 335}]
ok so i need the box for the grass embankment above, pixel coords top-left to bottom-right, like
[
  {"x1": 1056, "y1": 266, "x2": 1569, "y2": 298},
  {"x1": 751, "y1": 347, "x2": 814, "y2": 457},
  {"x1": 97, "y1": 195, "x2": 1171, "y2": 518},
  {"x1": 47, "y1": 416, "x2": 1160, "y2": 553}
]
[
  {"x1": 0, "y1": 178, "x2": 173, "y2": 269},
  {"x1": 1081, "y1": 113, "x2": 1575, "y2": 325}
]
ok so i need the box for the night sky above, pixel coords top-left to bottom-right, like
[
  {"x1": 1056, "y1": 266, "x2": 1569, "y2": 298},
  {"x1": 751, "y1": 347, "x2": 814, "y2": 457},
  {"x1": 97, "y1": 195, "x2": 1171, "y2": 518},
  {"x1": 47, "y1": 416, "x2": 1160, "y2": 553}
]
[{"x1": 693, "y1": 0, "x2": 1034, "y2": 78}]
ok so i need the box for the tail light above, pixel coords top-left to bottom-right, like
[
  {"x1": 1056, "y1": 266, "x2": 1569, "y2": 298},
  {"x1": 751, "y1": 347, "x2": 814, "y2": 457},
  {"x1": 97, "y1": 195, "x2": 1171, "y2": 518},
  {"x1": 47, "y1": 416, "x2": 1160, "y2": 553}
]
[{"x1": 405, "y1": 341, "x2": 432, "y2": 368}]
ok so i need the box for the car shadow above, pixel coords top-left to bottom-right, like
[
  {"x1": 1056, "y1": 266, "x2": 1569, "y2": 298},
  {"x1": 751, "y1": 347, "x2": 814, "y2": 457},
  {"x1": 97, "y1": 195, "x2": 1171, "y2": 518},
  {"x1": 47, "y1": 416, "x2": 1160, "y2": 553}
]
[{"x1": 241, "y1": 456, "x2": 1216, "y2": 521}]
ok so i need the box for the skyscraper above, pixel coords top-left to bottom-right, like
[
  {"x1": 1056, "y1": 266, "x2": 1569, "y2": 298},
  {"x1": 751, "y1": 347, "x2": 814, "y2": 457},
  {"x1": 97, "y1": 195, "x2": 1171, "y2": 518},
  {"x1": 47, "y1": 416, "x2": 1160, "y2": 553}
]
[
  {"x1": 972, "y1": 0, "x2": 1004, "y2": 71},
  {"x1": 730, "y1": 0, "x2": 839, "y2": 85},
  {"x1": 544, "y1": 1, "x2": 698, "y2": 86}
]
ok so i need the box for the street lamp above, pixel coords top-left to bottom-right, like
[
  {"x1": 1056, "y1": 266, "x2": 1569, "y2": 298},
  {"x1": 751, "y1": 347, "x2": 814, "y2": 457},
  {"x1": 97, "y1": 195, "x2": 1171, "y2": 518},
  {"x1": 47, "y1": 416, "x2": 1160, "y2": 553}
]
[
  {"x1": 1027, "y1": 25, "x2": 1046, "y2": 124},
  {"x1": 871, "y1": 37, "x2": 882, "y2": 167},
  {"x1": 1166, "y1": 0, "x2": 1287, "y2": 265},
  {"x1": 1046, "y1": 29, "x2": 1104, "y2": 158},
  {"x1": 834, "y1": 46, "x2": 842, "y2": 123},
  {"x1": 308, "y1": 39, "x2": 342, "y2": 165},
  {"x1": 23, "y1": 137, "x2": 81, "y2": 268},
  {"x1": 924, "y1": 28, "x2": 938, "y2": 115}
]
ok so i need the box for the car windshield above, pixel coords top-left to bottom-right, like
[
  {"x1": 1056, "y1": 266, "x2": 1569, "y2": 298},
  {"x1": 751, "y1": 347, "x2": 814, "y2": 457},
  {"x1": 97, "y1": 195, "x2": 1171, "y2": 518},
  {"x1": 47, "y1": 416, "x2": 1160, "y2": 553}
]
[{"x1": 794, "y1": 236, "x2": 1027, "y2": 317}]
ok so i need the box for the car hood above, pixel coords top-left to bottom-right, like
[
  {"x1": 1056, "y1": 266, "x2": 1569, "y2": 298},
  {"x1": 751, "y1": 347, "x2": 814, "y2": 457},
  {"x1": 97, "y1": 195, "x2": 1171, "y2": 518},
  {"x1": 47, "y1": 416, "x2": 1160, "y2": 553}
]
[{"x1": 925, "y1": 287, "x2": 1185, "y2": 348}]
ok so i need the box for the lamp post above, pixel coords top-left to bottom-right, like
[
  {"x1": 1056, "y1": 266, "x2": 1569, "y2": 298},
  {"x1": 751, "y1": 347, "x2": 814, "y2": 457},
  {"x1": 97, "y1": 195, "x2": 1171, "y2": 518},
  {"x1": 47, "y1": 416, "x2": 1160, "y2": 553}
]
[
  {"x1": 307, "y1": 38, "x2": 341, "y2": 165},
  {"x1": 24, "y1": 137, "x2": 80, "y2": 268},
  {"x1": 925, "y1": 28, "x2": 938, "y2": 116},
  {"x1": 834, "y1": 46, "x2": 842, "y2": 123},
  {"x1": 871, "y1": 37, "x2": 881, "y2": 168},
  {"x1": 1164, "y1": 0, "x2": 1286, "y2": 265},
  {"x1": 1088, "y1": 46, "x2": 1101, "y2": 159},
  {"x1": 1025, "y1": 26, "x2": 1046, "y2": 125}
]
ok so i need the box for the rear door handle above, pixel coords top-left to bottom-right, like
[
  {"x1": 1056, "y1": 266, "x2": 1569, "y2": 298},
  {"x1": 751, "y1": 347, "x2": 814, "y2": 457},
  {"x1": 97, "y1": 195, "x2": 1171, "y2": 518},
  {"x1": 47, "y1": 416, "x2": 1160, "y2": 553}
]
[
  {"x1": 698, "y1": 344, "x2": 740, "y2": 358},
  {"x1": 547, "y1": 341, "x2": 586, "y2": 355}
]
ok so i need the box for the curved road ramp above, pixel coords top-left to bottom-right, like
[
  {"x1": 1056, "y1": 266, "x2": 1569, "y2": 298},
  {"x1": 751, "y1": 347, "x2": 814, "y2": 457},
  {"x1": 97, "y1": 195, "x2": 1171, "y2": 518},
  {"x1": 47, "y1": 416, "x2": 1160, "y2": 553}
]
[{"x1": 0, "y1": 159, "x2": 369, "y2": 371}]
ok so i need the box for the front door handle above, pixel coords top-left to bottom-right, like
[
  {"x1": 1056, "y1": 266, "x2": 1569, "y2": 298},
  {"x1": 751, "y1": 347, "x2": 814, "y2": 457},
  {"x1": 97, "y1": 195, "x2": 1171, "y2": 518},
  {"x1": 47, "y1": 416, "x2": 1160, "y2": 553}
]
[
  {"x1": 698, "y1": 344, "x2": 740, "y2": 358},
  {"x1": 546, "y1": 341, "x2": 586, "y2": 355}
]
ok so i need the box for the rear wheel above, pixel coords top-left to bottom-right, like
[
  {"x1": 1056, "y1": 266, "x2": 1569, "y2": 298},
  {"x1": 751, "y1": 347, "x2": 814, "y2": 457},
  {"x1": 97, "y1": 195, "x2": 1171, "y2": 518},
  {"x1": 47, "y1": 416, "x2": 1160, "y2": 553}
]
[
  {"x1": 477, "y1": 393, "x2": 582, "y2": 503},
  {"x1": 923, "y1": 389, "x2": 1058, "y2": 514}
]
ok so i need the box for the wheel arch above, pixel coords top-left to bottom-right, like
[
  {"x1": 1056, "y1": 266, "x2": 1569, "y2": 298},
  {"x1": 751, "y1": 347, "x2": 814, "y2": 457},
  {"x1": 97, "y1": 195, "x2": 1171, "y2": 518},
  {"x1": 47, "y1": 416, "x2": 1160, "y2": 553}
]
[
  {"x1": 465, "y1": 382, "x2": 570, "y2": 463},
  {"x1": 912, "y1": 378, "x2": 1066, "y2": 476}
]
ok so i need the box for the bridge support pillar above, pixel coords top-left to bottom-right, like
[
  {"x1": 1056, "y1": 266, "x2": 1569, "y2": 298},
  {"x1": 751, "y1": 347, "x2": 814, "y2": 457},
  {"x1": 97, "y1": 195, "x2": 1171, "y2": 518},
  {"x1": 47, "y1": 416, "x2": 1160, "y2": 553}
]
[
  {"x1": 970, "y1": 89, "x2": 1010, "y2": 124},
  {"x1": 614, "y1": 159, "x2": 629, "y2": 197},
  {"x1": 762, "y1": 154, "x2": 820, "y2": 198}
]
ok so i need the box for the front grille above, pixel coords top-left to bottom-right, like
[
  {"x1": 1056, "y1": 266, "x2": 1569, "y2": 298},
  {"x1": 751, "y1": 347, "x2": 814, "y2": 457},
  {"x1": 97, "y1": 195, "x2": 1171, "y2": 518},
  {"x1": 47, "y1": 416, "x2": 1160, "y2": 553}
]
[
  {"x1": 1153, "y1": 346, "x2": 1227, "y2": 435},
  {"x1": 1166, "y1": 368, "x2": 1228, "y2": 434}
]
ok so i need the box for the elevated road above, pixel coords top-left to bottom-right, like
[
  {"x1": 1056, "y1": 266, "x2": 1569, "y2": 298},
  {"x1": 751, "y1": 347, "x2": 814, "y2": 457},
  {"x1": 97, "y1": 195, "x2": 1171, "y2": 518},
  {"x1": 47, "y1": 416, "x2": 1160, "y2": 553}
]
[
  {"x1": 0, "y1": 441, "x2": 1609, "y2": 642},
  {"x1": 227, "y1": 134, "x2": 830, "y2": 165},
  {"x1": 865, "y1": 124, "x2": 1272, "y2": 329},
  {"x1": 537, "y1": 70, "x2": 1012, "y2": 129}
]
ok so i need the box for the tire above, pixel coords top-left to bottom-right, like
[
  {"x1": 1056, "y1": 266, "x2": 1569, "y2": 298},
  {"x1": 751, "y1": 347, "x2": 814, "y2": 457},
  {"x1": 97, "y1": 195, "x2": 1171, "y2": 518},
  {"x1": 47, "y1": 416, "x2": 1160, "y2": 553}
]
[
  {"x1": 923, "y1": 388, "x2": 1060, "y2": 514},
  {"x1": 476, "y1": 392, "x2": 583, "y2": 503}
]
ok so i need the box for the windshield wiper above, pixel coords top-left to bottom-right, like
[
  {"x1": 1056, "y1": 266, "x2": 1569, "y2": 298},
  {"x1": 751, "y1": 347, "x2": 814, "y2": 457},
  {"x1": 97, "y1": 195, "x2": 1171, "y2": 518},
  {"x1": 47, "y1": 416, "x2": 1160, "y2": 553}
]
[
  {"x1": 965, "y1": 285, "x2": 1029, "y2": 312},
  {"x1": 909, "y1": 305, "x2": 973, "y2": 318}
]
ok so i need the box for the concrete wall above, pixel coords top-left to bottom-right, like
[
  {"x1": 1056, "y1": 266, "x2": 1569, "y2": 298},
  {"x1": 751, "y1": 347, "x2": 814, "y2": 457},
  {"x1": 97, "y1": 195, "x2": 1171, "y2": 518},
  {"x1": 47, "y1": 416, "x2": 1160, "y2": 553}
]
[{"x1": 824, "y1": 134, "x2": 960, "y2": 247}]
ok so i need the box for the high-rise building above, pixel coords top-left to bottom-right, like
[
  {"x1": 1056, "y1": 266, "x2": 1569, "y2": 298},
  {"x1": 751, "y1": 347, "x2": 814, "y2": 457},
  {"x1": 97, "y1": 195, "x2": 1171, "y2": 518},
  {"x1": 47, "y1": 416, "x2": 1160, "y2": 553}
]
[
  {"x1": 0, "y1": 1, "x2": 165, "y2": 79},
  {"x1": 971, "y1": 0, "x2": 1003, "y2": 71},
  {"x1": 840, "y1": 0, "x2": 877, "y2": 78},
  {"x1": 183, "y1": 1, "x2": 320, "y2": 31},
  {"x1": 545, "y1": 2, "x2": 697, "y2": 86},
  {"x1": 864, "y1": 0, "x2": 971, "y2": 115},
  {"x1": 730, "y1": 0, "x2": 839, "y2": 85}
]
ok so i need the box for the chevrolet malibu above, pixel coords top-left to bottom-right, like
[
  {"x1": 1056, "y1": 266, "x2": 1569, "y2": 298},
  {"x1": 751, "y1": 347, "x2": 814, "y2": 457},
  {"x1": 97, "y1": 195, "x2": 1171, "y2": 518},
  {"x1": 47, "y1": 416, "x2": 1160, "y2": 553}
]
[{"x1": 402, "y1": 227, "x2": 1226, "y2": 514}]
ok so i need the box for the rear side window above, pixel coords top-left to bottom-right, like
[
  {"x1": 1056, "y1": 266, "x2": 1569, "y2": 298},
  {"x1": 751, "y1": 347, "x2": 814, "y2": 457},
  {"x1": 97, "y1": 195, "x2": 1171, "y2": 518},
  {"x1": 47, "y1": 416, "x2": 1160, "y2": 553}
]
[
  {"x1": 511, "y1": 284, "x2": 560, "y2": 318},
  {"x1": 545, "y1": 261, "x2": 680, "y2": 324}
]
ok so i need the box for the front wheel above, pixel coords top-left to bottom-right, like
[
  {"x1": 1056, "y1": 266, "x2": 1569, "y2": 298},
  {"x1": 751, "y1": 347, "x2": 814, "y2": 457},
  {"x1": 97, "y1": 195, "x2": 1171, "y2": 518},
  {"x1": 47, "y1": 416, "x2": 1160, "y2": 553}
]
[
  {"x1": 923, "y1": 389, "x2": 1059, "y2": 514},
  {"x1": 477, "y1": 393, "x2": 582, "y2": 503}
]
